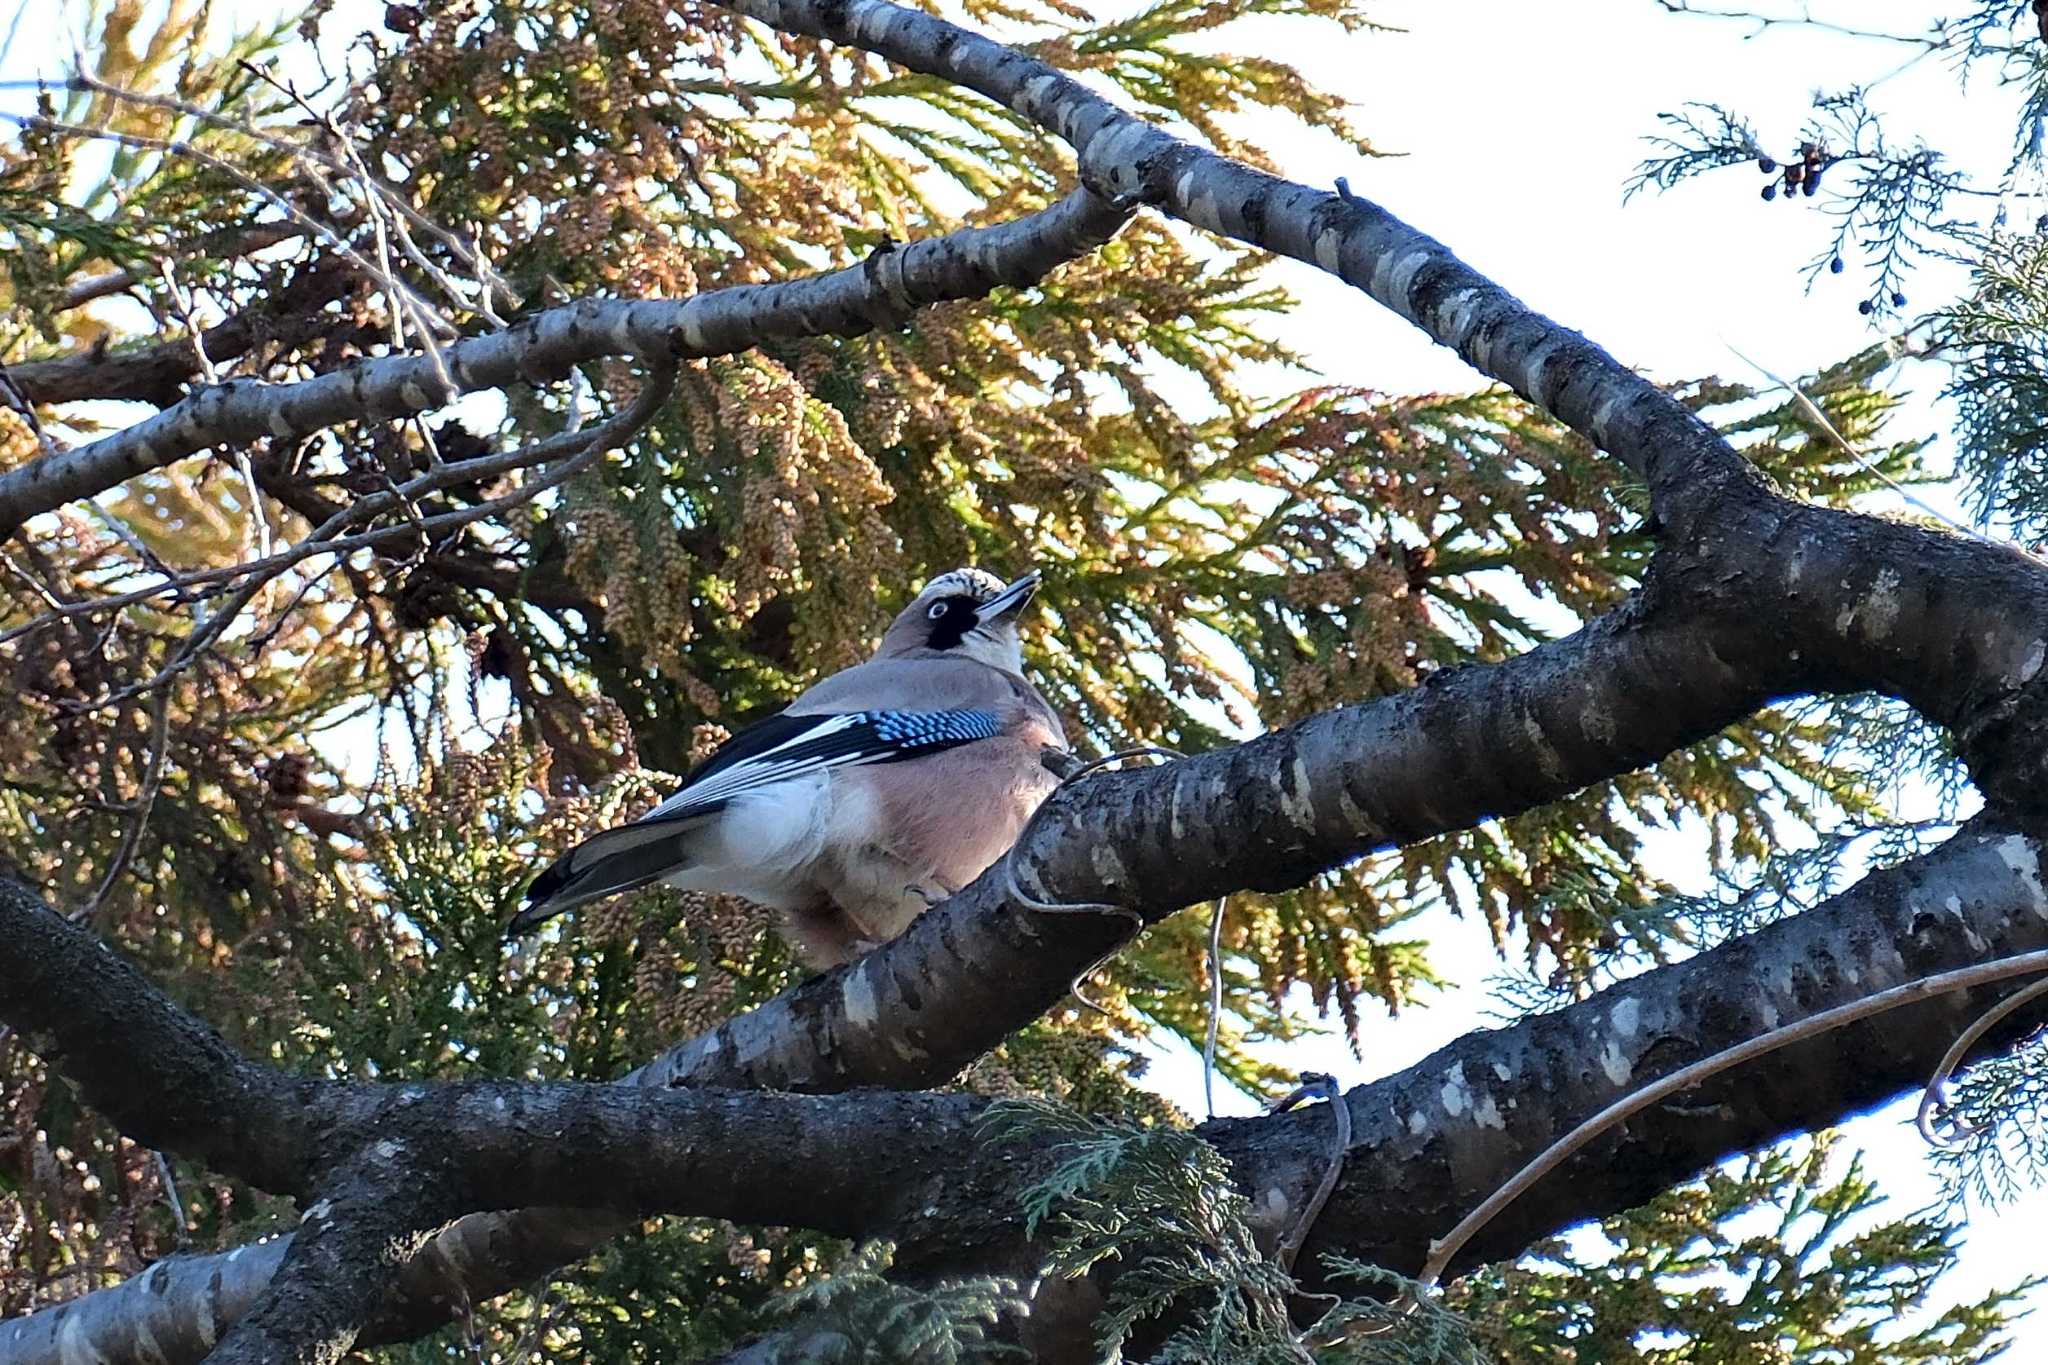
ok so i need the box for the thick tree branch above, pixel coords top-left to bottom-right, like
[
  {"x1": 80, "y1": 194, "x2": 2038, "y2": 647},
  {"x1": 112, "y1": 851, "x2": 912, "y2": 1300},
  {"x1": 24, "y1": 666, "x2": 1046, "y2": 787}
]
[
  {"x1": 1209, "y1": 821, "x2": 2048, "y2": 1281},
  {"x1": 0, "y1": 187, "x2": 1130, "y2": 538},
  {"x1": 6, "y1": 1238, "x2": 291, "y2": 1362},
  {"x1": 647, "y1": 591, "x2": 1790, "y2": 1093},
  {"x1": 10, "y1": 12, "x2": 2048, "y2": 1359},
  {"x1": 0, "y1": 879, "x2": 1003, "y2": 1359},
  {"x1": 1693, "y1": 499, "x2": 2048, "y2": 804},
  {"x1": 670, "y1": 824, "x2": 2048, "y2": 1352},
  {"x1": 20, "y1": 467, "x2": 2048, "y2": 1355},
  {"x1": 693, "y1": 1, "x2": 2048, "y2": 797},
  {"x1": 3, "y1": 577, "x2": 1790, "y2": 1359},
  {"x1": 0, "y1": 877, "x2": 317, "y2": 1194},
  {"x1": 201, "y1": 1172, "x2": 442, "y2": 1365}
]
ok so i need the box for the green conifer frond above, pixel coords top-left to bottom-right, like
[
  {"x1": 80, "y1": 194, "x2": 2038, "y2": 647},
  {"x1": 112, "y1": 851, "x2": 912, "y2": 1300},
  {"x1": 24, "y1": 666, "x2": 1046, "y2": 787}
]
[
  {"x1": 984, "y1": 1100, "x2": 1485, "y2": 1364},
  {"x1": 763, "y1": 1243, "x2": 1026, "y2": 1363}
]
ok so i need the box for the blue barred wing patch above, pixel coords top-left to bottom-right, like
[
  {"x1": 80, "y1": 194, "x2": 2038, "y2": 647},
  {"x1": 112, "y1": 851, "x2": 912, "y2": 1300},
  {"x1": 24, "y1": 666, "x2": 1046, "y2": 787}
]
[
  {"x1": 868, "y1": 710, "x2": 1003, "y2": 746},
  {"x1": 641, "y1": 708, "x2": 1003, "y2": 824}
]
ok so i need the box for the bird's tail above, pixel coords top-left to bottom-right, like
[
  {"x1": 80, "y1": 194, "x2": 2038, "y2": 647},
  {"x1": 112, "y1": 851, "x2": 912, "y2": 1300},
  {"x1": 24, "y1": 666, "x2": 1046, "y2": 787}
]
[{"x1": 505, "y1": 819, "x2": 705, "y2": 938}]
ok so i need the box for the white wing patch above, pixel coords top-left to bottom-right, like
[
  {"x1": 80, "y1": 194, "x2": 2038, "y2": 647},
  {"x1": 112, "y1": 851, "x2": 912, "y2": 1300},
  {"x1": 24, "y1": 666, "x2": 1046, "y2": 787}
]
[
  {"x1": 643, "y1": 714, "x2": 870, "y2": 820},
  {"x1": 639, "y1": 710, "x2": 1002, "y2": 823}
]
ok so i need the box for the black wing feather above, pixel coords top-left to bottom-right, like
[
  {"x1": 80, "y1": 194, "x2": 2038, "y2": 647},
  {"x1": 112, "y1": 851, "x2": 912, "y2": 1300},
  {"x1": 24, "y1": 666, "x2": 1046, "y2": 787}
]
[{"x1": 634, "y1": 708, "x2": 1003, "y2": 826}]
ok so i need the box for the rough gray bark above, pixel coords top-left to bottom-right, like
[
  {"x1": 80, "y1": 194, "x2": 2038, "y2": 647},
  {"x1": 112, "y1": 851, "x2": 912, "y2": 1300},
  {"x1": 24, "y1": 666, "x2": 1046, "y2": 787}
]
[
  {"x1": 0, "y1": 875, "x2": 319, "y2": 1192},
  {"x1": 1218, "y1": 821, "x2": 2048, "y2": 1280},
  {"x1": 200, "y1": 1174, "x2": 441, "y2": 1365}
]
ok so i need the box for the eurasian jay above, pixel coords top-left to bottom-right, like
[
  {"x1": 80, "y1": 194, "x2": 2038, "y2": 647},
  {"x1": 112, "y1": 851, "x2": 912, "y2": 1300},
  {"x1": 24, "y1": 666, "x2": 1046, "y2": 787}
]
[{"x1": 508, "y1": 567, "x2": 1067, "y2": 967}]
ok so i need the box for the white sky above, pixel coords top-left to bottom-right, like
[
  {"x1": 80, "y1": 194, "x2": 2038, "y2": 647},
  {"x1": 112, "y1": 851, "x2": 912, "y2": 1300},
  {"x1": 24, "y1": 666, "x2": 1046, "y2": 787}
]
[{"x1": 16, "y1": 0, "x2": 2048, "y2": 1350}]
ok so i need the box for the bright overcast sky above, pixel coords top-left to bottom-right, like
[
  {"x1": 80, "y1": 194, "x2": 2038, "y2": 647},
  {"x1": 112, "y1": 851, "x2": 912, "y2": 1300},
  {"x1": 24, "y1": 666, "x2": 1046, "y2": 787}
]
[{"x1": 17, "y1": 0, "x2": 2048, "y2": 1348}]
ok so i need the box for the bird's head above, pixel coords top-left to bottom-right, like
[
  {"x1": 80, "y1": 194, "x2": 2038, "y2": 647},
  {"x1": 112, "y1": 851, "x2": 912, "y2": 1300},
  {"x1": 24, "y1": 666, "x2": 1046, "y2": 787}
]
[{"x1": 878, "y1": 566, "x2": 1040, "y2": 671}]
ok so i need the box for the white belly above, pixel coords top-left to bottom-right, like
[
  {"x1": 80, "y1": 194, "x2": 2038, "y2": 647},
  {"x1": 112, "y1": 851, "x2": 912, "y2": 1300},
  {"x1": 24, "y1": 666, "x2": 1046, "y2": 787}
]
[
  {"x1": 658, "y1": 742, "x2": 1056, "y2": 965},
  {"x1": 659, "y1": 774, "x2": 920, "y2": 921}
]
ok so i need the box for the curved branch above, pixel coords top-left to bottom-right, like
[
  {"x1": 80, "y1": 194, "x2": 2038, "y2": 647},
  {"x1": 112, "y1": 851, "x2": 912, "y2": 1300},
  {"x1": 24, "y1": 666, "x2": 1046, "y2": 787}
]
[
  {"x1": 0, "y1": 187, "x2": 1131, "y2": 538},
  {"x1": 8, "y1": 5, "x2": 2048, "y2": 1325},
  {"x1": 0, "y1": 579, "x2": 1805, "y2": 1362},
  {"x1": 1418, "y1": 947, "x2": 2048, "y2": 1284},
  {"x1": 25, "y1": 473, "x2": 2048, "y2": 1355},
  {"x1": 713, "y1": 0, "x2": 1761, "y2": 522},
  {"x1": 81, "y1": 355, "x2": 682, "y2": 711},
  {"x1": 648, "y1": 592, "x2": 1790, "y2": 1091},
  {"x1": 0, "y1": 877, "x2": 316, "y2": 1194},
  {"x1": 200, "y1": 1173, "x2": 442, "y2": 1365},
  {"x1": 697, "y1": 1, "x2": 2048, "y2": 797}
]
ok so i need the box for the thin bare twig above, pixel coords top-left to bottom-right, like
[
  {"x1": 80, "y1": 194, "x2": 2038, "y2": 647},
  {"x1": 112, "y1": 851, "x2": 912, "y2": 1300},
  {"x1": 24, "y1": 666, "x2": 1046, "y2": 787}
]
[
  {"x1": 1652, "y1": 0, "x2": 1950, "y2": 48},
  {"x1": 0, "y1": 0, "x2": 30, "y2": 76},
  {"x1": 87, "y1": 355, "x2": 679, "y2": 710},
  {"x1": 1269, "y1": 1071, "x2": 1347, "y2": 1275},
  {"x1": 4, "y1": 110, "x2": 457, "y2": 344},
  {"x1": 997, "y1": 743, "x2": 1235, "y2": 1114},
  {"x1": 243, "y1": 59, "x2": 514, "y2": 331},
  {"x1": 73, "y1": 686, "x2": 173, "y2": 924},
  {"x1": 1723, "y1": 341, "x2": 1994, "y2": 543},
  {"x1": 0, "y1": 362, "x2": 60, "y2": 461},
  {"x1": 1001, "y1": 747, "x2": 1171, "y2": 1013},
  {"x1": 0, "y1": 550, "x2": 69, "y2": 614},
  {"x1": 153, "y1": 259, "x2": 276, "y2": 560},
  {"x1": 59, "y1": 224, "x2": 308, "y2": 311},
  {"x1": 1203, "y1": 887, "x2": 1228, "y2": 1120},
  {"x1": 1915, "y1": 973, "x2": 2048, "y2": 1147},
  {"x1": 1001, "y1": 746, "x2": 1182, "y2": 921},
  {"x1": 153, "y1": 1149, "x2": 190, "y2": 1248},
  {"x1": 74, "y1": 66, "x2": 519, "y2": 322},
  {"x1": 0, "y1": 416, "x2": 610, "y2": 648}
]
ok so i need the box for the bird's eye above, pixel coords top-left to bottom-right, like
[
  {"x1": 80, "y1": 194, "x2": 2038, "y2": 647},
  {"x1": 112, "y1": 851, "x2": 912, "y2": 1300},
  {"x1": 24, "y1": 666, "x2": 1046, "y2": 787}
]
[{"x1": 927, "y1": 601, "x2": 949, "y2": 621}]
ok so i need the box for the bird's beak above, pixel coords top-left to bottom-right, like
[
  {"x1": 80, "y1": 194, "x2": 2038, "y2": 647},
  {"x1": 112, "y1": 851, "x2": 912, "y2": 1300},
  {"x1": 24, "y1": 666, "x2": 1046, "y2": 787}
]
[{"x1": 977, "y1": 569, "x2": 1040, "y2": 623}]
